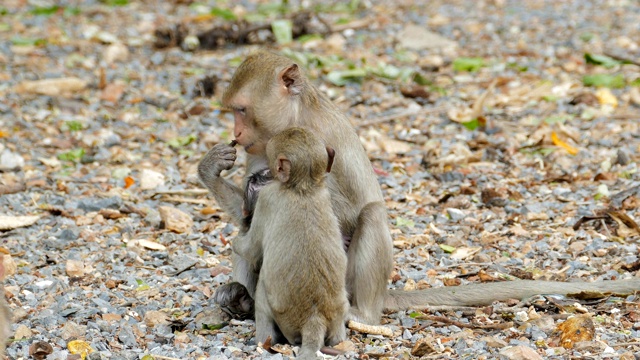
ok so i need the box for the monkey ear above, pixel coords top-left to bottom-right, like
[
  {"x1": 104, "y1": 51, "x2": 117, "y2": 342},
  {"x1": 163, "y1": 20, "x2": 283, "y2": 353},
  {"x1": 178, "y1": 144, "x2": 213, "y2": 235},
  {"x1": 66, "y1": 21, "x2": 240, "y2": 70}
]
[
  {"x1": 279, "y1": 64, "x2": 302, "y2": 96},
  {"x1": 326, "y1": 147, "x2": 335, "y2": 173},
  {"x1": 276, "y1": 156, "x2": 291, "y2": 183}
]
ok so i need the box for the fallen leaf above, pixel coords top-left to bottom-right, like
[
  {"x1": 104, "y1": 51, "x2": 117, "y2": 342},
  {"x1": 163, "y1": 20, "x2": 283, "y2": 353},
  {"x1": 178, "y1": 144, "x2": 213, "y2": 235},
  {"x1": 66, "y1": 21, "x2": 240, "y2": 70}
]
[
  {"x1": 551, "y1": 131, "x2": 578, "y2": 155},
  {"x1": 595, "y1": 87, "x2": 618, "y2": 108},
  {"x1": 128, "y1": 239, "x2": 167, "y2": 251},
  {"x1": 15, "y1": 77, "x2": 87, "y2": 96},
  {"x1": 100, "y1": 82, "x2": 126, "y2": 103},
  {"x1": 555, "y1": 314, "x2": 595, "y2": 349},
  {"x1": 29, "y1": 341, "x2": 54, "y2": 360},
  {"x1": 66, "y1": 260, "x2": 86, "y2": 277},
  {"x1": 500, "y1": 345, "x2": 543, "y2": 360},
  {"x1": 124, "y1": 176, "x2": 135, "y2": 189},
  {"x1": 67, "y1": 340, "x2": 94, "y2": 359},
  {"x1": 607, "y1": 210, "x2": 640, "y2": 238},
  {"x1": 0, "y1": 215, "x2": 41, "y2": 230}
]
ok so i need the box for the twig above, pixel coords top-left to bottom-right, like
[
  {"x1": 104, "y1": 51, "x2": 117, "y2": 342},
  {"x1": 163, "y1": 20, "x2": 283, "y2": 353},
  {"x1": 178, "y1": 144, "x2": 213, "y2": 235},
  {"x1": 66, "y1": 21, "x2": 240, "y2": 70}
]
[
  {"x1": 415, "y1": 314, "x2": 514, "y2": 330},
  {"x1": 331, "y1": 18, "x2": 372, "y2": 33},
  {"x1": 603, "y1": 51, "x2": 640, "y2": 67},
  {"x1": 611, "y1": 341, "x2": 640, "y2": 347},
  {"x1": 149, "y1": 189, "x2": 209, "y2": 198},
  {"x1": 347, "y1": 320, "x2": 393, "y2": 337},
  {"x1": 148, "y1": 356, "x2": 182, "y2": 360},
  {"x1": 420, "y1": 305, "x2": 479, "y2": 316}
]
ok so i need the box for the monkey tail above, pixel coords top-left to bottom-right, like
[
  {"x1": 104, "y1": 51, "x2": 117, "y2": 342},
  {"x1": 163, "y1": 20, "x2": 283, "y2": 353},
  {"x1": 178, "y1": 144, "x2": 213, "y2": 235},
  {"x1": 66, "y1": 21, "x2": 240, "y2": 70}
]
[
  {"x1": 383, "y1": 279, "x2": 640, "y2": 310},
  {"x1": 298, "y1": 316, "x2": 325, "y2": 360}
]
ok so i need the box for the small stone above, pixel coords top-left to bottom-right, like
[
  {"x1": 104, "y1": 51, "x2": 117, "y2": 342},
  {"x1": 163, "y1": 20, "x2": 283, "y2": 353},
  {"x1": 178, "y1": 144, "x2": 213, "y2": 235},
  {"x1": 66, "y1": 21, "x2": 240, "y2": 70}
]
[
  {"x1": 2, "y1": 254, "x2": 16, "y2": 277},
  {"x1": 398, "y1": 24, "x2": 457, "y2": 50},
  {"x1": 446, "y1": 208, "x2": 466, "y2": 221},
  {"x1": 500, "y1": 345, "x2": 543, "y2": 360},
  {"x1": 66, "y1": 260, "x2": 86, "y2": 277},
  {"x1": 102, "y1": 313, "x2": 122, "y2": 322},
  {"x1": 117, "y1": 324, "x2": 138, "y2": 347},
  {"x1": 0, "y1": 149, "x2": 25, "y2": 171},
  {"x1": 60, "y1": 321, "x2": 87, "y2": 340},
  {"x1": 481, "y1": 336, "x2": 508, "y2": 348},
  {"x1": 14, "y1": 324, "x2": 32, "y2": 339},
  {"x1": 144, "y1": 310, "x2": 169, "y2": 327},
  {"x1": 78, "y1": 196, "x2": 123, "y2": 212},
  {"x1": 140, "y1": 169, "x2": 165, "y2": 190},
  {"x1": 159, "y1": 206, "x2": 193, "y2": 233},
  {"x1": 103, "y1": 43, "x2": 129, "y2": 64}
]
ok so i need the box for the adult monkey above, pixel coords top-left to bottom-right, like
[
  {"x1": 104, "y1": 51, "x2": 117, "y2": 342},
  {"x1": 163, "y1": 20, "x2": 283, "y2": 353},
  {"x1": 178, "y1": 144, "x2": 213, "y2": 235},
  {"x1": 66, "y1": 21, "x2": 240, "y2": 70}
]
[{"x1": 198, "y1": 50, "x2": 640, "y2": 325}]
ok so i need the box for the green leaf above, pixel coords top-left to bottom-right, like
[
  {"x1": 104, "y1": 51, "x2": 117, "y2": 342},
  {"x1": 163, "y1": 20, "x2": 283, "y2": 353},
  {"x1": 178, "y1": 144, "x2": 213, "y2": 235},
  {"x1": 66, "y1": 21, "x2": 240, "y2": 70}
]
[
  {"x1": 58, "y1": 148, "x2": 85, "y2": 163},
  {"x1": 296, "y1": 34, "x2": 323, "y2": 43},
  {"x1": 542, "y1": 95, "x2": 559, "y2": 102},
  {"x1": 30, "y1": 6, "x2": 60, "y2": 16},
  {"x1": 11, "y1": 37, "x2": 46, "y2": 46},
  {"x1": 630, "y1": 78, "x2": 640, "y2": 87},
  {"x1": 135, "y1": 279, "x2": 150, "y2": 291},
  {"x1": 202, "y1": 322, "x2": 229, "y2": 330},
  {"x1": 141, "y1": 355, "x2": 155, "y2": 360},
  {"x1": 544, "y1": 115, "x2": 570, "y2": 125},
  {"x1": 395, "y1": 217, "x2": 415, "y2": 228},
  {"x1": 585, "y1": 53, "x2": 621, "y2": 68},
  {"x1": 64, "y1": 7, "x2": 81, "y2": 16},
  {"x1": 412, "y1": 73, "x2": 432, "y2": 86},
  {"x1": 582, "y1": 74, "x2": 625, "y2": 88},
  {"x1": 210, "y1": 7, "x2": 236, "y2": 21},
  {"x1": 101, "y1": 0, "x2": 129, "y2": 6},
  {"x1": 461, "y1": 118, "x2": 480, "y2": 130},
  {"x1": 453, "y1": 57, "x2": 485, "y2": 72},
  {"x1": 580, "y1": 33, "x2": 594, "y2": 42},
  {"x1": 409, "y1": 311, "x2": 422, "y2": 318},
  {"x1": 439, "y1": 244, "x2": 456, "y2": 253},
  {"x1": 326, "y1": 68, "x2": 367, "y2": 86},
  {"x1": 65, "y1": 120, "x2": 84, "y2": 132},
  {"x1": 167, "y1": 134, "x2": 197, "y2": 148},
  {"x1": 271, "y1": 20, "x2": 293, "y2": 45}
]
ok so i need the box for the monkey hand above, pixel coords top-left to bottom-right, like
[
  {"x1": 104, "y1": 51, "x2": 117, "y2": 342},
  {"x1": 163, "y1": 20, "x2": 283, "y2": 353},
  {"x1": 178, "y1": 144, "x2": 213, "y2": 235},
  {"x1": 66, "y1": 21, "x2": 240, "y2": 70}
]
[
  {"x1": 198, "y1": 143, "x2": 237, "y2": 183},
  {"x1": 213, "y1": 282, "x2": 255, "y2": 320}
]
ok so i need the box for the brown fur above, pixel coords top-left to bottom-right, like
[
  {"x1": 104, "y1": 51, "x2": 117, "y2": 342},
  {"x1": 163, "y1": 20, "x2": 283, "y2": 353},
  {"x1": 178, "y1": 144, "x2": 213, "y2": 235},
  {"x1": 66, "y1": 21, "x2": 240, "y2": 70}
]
[{"x1": 233, "y1": 128, "x2": 348, "y2": 359}]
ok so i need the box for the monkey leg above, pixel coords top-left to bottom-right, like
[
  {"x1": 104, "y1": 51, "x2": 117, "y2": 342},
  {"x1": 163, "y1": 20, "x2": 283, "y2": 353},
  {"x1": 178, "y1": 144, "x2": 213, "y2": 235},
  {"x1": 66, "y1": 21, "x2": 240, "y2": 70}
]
[
  {"x1": 325, "y1": 318, "x2": 346, "y2": 346},
  {"x1": 346, "y1": 201, "x2": 393, "y2": 325},
  {"x1": 254, "y1": 282, "x2": 286, "y2": 345},
  {"x1": 213, "y1": 253, "x2": 258, "y2": 319}
]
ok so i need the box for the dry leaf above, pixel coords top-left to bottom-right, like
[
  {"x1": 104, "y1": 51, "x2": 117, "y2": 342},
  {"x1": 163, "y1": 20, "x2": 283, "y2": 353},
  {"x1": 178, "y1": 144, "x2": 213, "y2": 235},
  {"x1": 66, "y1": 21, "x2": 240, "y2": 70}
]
[
  {"x1": 551, "y1": 131, "x2": 578, "y2": 155},
  {"x1": 127, "y1": 239, "x2": 167, "y2": 251},
  {"x1": 555, "y1": 314, "x2": 595, "y2": 349},
  {"x1": 0, "y1": 215, "x2": 40, "y2": 230},
  {"x1": 67, "y1": 340, "x2": 94, "y2": 359},
  {"x1": 15, "y1": 77, "x2": 87, "y2": 96},
  {"x1": 607, "y1": 210, "x2": 640, "y2": 238},
  {"x1": 595, "y1": 87, "x2": 618, "y2": 108},
  {"x1": 451, "y1": 246, "x2": 482, "y2": 260}
]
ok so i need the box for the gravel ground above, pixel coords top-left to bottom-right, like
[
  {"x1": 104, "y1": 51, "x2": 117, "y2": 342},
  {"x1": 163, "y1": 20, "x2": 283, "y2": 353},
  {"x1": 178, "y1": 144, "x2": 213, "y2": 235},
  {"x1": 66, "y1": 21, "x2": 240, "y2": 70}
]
[{"x1": 0, "y1": 0, "x2": 639, "y2": 359}]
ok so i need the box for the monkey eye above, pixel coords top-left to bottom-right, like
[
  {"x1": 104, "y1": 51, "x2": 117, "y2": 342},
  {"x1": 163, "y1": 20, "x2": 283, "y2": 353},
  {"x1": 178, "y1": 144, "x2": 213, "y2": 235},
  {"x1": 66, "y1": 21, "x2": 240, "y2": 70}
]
[{"x1": 234, "y1": 107, "x2": 246, "y2": 116}]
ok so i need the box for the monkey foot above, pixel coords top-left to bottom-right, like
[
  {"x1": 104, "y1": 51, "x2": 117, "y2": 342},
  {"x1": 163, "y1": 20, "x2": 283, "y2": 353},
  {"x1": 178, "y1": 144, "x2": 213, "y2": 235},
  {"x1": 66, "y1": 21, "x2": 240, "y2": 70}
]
[{"x1": 213, "y1": 282, "x2": 255, "y2": 320}]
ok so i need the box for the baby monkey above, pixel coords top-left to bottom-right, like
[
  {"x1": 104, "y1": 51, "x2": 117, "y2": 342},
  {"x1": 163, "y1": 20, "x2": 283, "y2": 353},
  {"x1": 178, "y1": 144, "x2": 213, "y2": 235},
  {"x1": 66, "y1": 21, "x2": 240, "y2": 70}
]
[{"x1": 233, "y1": 127, "x2": 348, "y2": 359}]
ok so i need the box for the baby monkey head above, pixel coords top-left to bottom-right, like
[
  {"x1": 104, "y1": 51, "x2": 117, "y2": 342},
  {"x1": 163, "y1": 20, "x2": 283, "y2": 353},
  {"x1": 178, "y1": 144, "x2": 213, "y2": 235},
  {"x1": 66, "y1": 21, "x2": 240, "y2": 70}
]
[{"x1": 266, "y1": 127, "x2": 335, "y2": 188}]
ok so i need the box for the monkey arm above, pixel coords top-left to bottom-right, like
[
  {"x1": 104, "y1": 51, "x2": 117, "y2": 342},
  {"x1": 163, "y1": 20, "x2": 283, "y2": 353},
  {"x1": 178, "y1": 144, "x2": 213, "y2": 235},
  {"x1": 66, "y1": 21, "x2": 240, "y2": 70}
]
[
  {"x1": 384, "y1": 279, "x2": 640, "y2": 309},
  {"x1": 232, "y1": 230, "x2": 264, "y2": 272},
  {"x1": 208, "y1": 177, "x2": 245, "y2": 225}
]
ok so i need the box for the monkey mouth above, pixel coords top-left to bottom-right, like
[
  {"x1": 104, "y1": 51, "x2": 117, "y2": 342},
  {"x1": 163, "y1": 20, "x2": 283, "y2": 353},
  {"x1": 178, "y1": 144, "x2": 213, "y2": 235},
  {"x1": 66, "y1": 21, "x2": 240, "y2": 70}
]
[{"x1": 244, "y1": 143, "x2": 255, "y2": 151}]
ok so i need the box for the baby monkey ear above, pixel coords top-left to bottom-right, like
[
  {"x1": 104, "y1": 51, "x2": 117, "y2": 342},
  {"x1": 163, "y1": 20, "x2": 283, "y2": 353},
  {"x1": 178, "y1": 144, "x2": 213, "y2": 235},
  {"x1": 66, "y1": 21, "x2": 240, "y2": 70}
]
[
  {"x1": 276, "y1": 155, "x2": 291, "y2": 183},
  {"x1": 326, "y1": 147, "x2": 335, "y2": 173}
]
